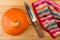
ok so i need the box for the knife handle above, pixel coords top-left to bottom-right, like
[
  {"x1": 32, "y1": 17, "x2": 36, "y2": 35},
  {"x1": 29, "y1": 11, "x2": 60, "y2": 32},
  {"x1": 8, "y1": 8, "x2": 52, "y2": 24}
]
[{"x1": 33, "y1": 21, "x2": 44, "y2": 38}]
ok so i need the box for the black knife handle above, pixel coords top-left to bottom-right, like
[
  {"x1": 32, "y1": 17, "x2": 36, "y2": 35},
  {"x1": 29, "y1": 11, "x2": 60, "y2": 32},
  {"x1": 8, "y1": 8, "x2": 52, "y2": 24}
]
[{"x1": 33, "y1": 21, "x2": 44, "y2": 38}]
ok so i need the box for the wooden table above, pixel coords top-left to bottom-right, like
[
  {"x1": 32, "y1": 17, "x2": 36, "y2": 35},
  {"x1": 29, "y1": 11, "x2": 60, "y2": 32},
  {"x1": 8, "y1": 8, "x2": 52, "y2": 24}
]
[{"x1": 0, "y1": 0, "x2": 60, "y2": 40}]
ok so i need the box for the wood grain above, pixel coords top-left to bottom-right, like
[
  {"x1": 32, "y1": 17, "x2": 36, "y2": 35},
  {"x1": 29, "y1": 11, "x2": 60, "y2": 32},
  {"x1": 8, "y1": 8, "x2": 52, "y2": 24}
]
[{"x1": 0, "y1": 0, "x2": 60, "y2": 40}]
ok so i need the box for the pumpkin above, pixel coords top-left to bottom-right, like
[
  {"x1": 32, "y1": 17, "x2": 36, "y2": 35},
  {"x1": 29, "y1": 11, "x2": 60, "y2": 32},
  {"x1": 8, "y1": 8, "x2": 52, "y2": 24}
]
[{"x1": 1, "y1": 8, "x2": 29, "y2": 35}]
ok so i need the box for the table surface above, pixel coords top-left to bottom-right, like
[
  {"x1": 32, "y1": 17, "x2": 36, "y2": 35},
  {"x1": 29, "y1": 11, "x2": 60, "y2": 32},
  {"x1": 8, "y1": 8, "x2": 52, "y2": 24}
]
[{"x1": 0, "y1": 0, "x2": 60, "y2": 40}]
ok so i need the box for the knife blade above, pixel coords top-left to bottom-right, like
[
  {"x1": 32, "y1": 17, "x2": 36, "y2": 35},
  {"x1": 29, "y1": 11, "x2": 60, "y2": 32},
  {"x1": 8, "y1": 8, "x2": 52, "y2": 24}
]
[{"x1": 24, "y1": 2, "x2": 44, "y2": 38}]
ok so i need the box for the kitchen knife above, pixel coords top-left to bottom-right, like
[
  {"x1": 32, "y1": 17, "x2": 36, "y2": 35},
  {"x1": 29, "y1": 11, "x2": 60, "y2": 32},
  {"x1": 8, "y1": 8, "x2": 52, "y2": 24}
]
[{"x1": 24, "y1": 2, "x2": 44, "y2": 38}]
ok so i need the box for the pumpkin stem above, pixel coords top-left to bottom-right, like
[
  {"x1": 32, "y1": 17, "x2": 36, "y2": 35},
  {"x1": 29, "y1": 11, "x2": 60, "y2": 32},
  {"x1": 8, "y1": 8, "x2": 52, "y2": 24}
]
[{"x1": 15, "y1": 21, "x2": 20, "y2": 27}]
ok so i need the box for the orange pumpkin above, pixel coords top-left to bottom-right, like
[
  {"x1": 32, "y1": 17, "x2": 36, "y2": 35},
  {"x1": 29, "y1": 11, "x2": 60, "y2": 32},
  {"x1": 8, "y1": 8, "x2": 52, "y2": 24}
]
[{"x1": 2, "y1": 8, "x2": 29, "y2": 35}]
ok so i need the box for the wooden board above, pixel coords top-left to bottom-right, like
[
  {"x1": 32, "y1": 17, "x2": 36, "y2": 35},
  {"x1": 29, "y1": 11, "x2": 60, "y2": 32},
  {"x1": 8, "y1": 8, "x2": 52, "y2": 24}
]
[{"x1": 0, "y1": 0, "x2": 60, "y2": 40}]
